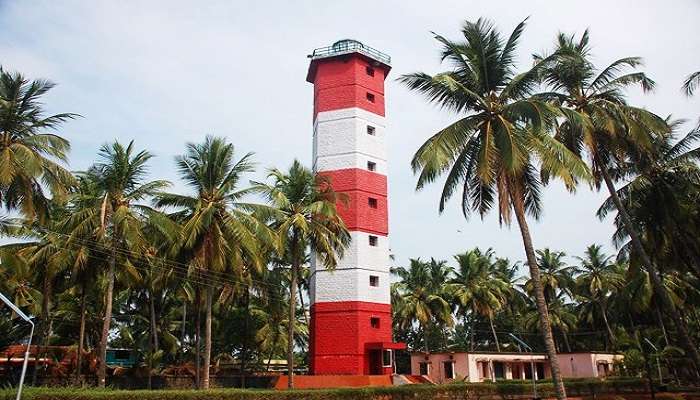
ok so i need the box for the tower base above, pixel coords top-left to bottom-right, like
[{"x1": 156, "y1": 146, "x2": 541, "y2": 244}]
[
  {"x1": 310, "y1": 301, "x2": 404, "y2": 375},
  {"x1": 273, "y1": 374, "x2": 395, "y2": 389}
]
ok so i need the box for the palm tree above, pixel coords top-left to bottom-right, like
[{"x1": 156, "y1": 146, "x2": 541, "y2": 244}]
[
  {"x1": 253, "y1": 160, "x2": 350, "y2": 388},
  {"x1": 573, "y1": 245, "x2": 623, "y2": 348},
  {"x1": 68, "y1": 141, "x2": 169, "y2": 387},
  {"x1": 449, "y1": 248, "x2": 509, "y2": 351},
  {"x1": 599, "y1": 120, "x2": 700, "y2": 278},
  {"x1": 0, "y1": 249, "x2": 42, "y2": 317},
  {"x1": 392, "y1": 258, "x2": 453, "y2": 352},
  {"x1": 11, "y1": 206, "x2": 74, "y2": 384},
  {"x1": 252, "y1": 267, "x2": 289, "y2": 371},
  {"x1": 155, "y1": 136, "x2": 268, "y2": 389},
  {"x1": 537, "y1": 30, "x2": 700, "y2": 370},
  {"x1": 399, "y1": 18, "x2": 589, "y2": 399},
  {"x1": 525, "y1": 249, "x2": 574, "y2": 303},
  {"x1": 60, "y1": 173, "x2": 105, "y2": 383},
  {"x1": 683, "y1": 71, "x2": 700, "y2": 96},
  {"x1": 523, "y1": 293, "x2": 577, "y2": 352},
  {"x1": 0, "y1": 66, "x2": 77, "y2": 222}
]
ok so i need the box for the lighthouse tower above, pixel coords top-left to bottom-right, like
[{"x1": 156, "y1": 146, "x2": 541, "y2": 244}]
[{"x1": 307, "y1": 39, "x2": 404, "y2": 376}]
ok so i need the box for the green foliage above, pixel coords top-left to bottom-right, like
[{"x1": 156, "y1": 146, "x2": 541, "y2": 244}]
[{"x1": 0, "y1": 378, "x2": 670, "y2": 400}]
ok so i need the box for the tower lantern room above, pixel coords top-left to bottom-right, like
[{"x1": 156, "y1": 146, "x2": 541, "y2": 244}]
[{"x1": 307, "y1": 39, "x2": 404, "y2": 376}]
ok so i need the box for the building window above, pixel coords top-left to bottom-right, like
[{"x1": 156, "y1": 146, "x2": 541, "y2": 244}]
[
  {"x1": 493, "y1": 362, "x2": 505, "y2": 380},
  {"x1": 369, "y1": 235, "x2": 378, "y2": 246},
  {"x1": 370, "y1": 317, "x2": 380, "y2": 329},
  {"x1": 366, "y1": 92, "x2": 375, "y2": 103},
  {"x1": 366, "y1": 66, "x2": 375, "y2": 77},
  {"x1": 368, "y1": 197, "x2": 378, "y2": 208},
  {"x1": 367, "y1": 161, "x2": 376, "y2": 171},
  {"x1": 382, "y1": 349, "x2": 393, "y2": 367},
  {"x1": 369, "y1": 275, "x2": 379, "y2": 287},
  {"x1": 367, "y1": 125, "x2": 376, "y2": 135},
  {"x1": 419, "y1": 362, "x2": 429, "y2": 375},
  {"x1": 443, "y1": 361, "x2": 455, "y2": 379}
]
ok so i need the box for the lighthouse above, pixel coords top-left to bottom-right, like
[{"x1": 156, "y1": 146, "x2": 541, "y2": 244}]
[{"x1": 307, "y1": 39, "x2": 404, "y2": 376}]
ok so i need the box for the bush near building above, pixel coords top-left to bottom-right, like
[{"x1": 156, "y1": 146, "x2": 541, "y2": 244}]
[{"x1": 1, "y1": 378, "x2": 696, "y2": 400}]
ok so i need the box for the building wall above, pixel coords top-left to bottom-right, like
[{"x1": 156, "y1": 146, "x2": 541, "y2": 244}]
[
  {"x1": 558, "y1": 353, "x2": 595, "y2": 378},
  {"x1": 410, "y1": 352, "x2": 620, "y2": 382}
]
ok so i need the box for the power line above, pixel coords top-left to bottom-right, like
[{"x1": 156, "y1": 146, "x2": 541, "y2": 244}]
[{"x1": 28, "y1": 226, "x2": 290, "y2": 291}]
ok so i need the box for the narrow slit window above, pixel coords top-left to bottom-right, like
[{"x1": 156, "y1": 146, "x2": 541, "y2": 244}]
[
  {"x1": 367, "y1": 161, "x2": 377, "y2": 171},
  {"x1": 369, "y1": 275, "x2": 379, "y2": 287},
  {"x1": 369, "y1": 235, "x2": 378, "y2": 246},
  {"x1": 366, "y1": 92, "x2": 375, "y2": 103},
  {"x1": 368, "y1": 197, "x2": 378, "y2": 208},
  {"x1": 370, "y1": 317, "x2": 380, "y2": 329},
  {"x1": 367, "y1": 125, "x2": 376, "y2": 135},
  {"x1": 366, "y1": 66, "x2": 375, "y2": 77}
]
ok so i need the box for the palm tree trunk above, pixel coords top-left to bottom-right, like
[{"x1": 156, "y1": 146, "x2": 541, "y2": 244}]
[
  {"x1": 241, "y1": 287, "x2": 249, "y2": 389},
  {"x1": 266, "y1": 337, "x2": 277, "y2": 372},
  {"x1": 600, "y1": 164, "x2": 700, "y2": 370},
  {"x1": 194, "y1": 288, "x2": 201, "y2": 389},
  {"x1": 149, "y1": 290, "x2": 159, "y2": 390},
  {"x1": 97, "y1": 243, "x2": 116, "y2": 388},
  {"x1": 75, "y1": 284, "x2": 87, "y2": 385},
  {"x1": 149, "y1": 291, "x2": 159, "y2": 354},
  {"x1": 180, "y1": 301, "x2": 186, "y2": 357},
  {"x1": 562, "y1": 330, "x2": 572, "y2": 353},
  {"x1": 511, "y1": 190, "x2": 567, "y2": 400},
  {"x1": 287, "y1": 261, "x2": 298, "y2": 389},
  {"x1": 488, "y1": 315, "x2": 501, "y2": 352},
  {"x1": 298, "y1": 283, "x2": 309, "y2": 331},
  {"x1": 600, "y1": 304, "x2": 615, "y2": 350},
  {"x1": 33, "y1": 274, "x2": 52, "y2": 385},
  {"x1": 147, "y1": 313, "x2": 153, "y2": 391},
  {"x1": 423, "y1": 323, "x2": 430, "y2": 353},
  {"x1": 469, "y1": 316, "x2": 475, "y2": 351},
  {"x1": 654, "y1": 302, "x2": 670, "y2": 347},
  {"x1": 202, "y1": 285, "x2": 213, "y2": 389}
]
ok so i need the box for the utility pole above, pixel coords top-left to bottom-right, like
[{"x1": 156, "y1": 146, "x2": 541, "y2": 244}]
[
  {"x1": 644, "y1": 338, "x2": 663, "y2": 384},
  {"x1": 509, "y1": 333, "x2": 538, "y2": 400},
  {"x1": 0, "y1": 291, "x2": 35, "y2": 400}
]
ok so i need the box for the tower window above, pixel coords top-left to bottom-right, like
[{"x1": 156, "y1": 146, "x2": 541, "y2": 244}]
[
  {"x1": 366, "y1": 92, "x2": 375, "y2": 103},
  {"x1": 370, "y1": 317, "x2": 380, "y2": 329},
  {"x1": 368, "y1": 197, "x2": 378, "y2": 208},
  {"x1": 367, "y1": 125, "x2": 376, "y2": 135},
  {"x1": 369, "y1": 275, "x2": 379, "y2": 287},
  {"x1": 369, "y1": 235, "x2": 378, "y2": 246},
  {"x1": 366, "y1": 66, "x2": 375, "y2": 77},
  {"x1": 367, "y1": 161, "x2": 376, "y2": 171}
]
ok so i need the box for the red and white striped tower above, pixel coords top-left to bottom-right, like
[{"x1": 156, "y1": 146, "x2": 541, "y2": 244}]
[{"x1": 307, "y1": 39, "x2": 404, "y2": 376}]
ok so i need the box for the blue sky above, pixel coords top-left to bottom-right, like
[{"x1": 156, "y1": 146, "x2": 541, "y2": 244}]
[{"x1": 1, "y1": 0, "x2": 698, "y2": 270}]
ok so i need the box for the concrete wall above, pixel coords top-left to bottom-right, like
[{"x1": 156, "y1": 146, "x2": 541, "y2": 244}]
[{"x1": 410, "y1": 352, "x2": 620, "y2": 382}]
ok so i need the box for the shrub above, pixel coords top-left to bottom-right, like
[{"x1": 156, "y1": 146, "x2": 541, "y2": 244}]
[{"x1": 0, "y1": 378, "x2": 685, "y2": 400}]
